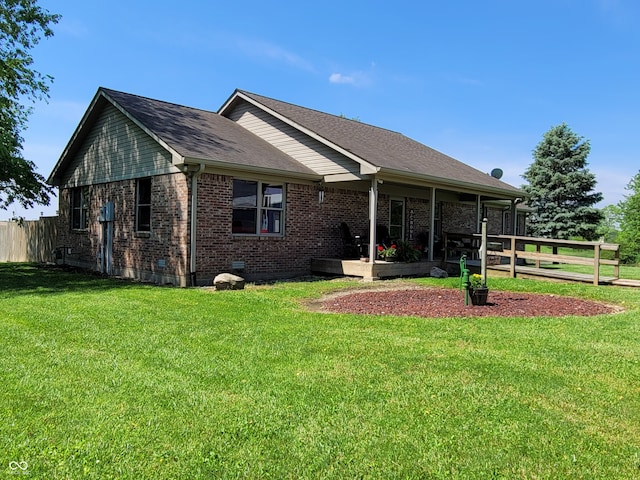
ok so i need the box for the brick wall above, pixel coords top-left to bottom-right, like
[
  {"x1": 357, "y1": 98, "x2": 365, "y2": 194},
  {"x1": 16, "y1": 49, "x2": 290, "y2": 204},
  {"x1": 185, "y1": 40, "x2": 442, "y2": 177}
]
[
  {"x1": 57, "y1": 173, "x2": 190, "y2": 285},
  {"x1": 57, "y1": 172, "x2": 504, "y2": 285},
  {"x1": 442, "y1": 202, "x2": 477, "y2": 233},
  {"x1": 194, "y1": 176, "x2": 374, "y2": 283},
  {"x1": 484, "y1": 206, "x2": 504, "y2": 235}
]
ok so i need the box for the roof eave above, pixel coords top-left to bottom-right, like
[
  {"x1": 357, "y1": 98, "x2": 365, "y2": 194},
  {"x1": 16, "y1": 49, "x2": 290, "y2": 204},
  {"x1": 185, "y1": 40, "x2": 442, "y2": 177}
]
[
  {"x1": 377, "y1": 168, "x2": 526, "y2": 199},
  {"x1": 180, "y1": 157, "x2": 321, "y2": 182}
]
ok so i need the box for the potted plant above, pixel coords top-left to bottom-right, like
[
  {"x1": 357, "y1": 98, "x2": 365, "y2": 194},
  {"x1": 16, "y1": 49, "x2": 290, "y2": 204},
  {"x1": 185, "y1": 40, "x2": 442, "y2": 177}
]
[
  {"x1": 377, "y1": 244, "x2": 398, "y2": 261},
  {"x1": 469, "y1": 273, "x2": 489, "y2": 305}
]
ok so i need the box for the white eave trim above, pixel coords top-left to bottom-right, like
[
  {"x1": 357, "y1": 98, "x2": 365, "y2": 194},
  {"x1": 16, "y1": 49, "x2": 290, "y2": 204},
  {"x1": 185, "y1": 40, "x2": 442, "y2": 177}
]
[
  {"x1": 378, "y1": 168, "x2": 526, "y2": 199},
  {"x1": 323, "y1": 173, "x2": 366, "y2": 183},
  {"x1": 180, "y1": 157, "x2": 321, "y2": 182}
]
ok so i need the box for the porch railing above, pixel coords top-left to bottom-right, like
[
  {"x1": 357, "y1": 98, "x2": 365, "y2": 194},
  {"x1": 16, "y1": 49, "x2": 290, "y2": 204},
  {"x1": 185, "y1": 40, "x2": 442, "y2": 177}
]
[{"x1": 480, "y1": 234, "x2": 620, "y2": 286}]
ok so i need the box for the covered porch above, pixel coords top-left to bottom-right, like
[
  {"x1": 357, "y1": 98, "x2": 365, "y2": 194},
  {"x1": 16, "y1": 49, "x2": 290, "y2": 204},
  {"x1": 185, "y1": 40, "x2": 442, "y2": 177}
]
[{"x1": 309, "y1": 173, "x2": 525, "y2": 281}]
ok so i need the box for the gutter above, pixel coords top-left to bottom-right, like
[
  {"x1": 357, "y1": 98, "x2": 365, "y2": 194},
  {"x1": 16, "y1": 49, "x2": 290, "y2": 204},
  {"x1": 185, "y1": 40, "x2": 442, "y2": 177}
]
[{"x1": 188, "y1": 163, "x2": 206, "y2": 286}]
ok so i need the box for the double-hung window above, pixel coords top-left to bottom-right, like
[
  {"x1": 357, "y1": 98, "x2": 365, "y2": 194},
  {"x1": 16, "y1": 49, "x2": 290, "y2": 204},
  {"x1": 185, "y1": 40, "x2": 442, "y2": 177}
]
[
  {"x1": 136, "y1": 178, "x2": 152, "y2": 232},
  {"x1": 71, "y1": 186, "x2": 89, "y2": 230},
  {"x1": 232, "y1": 179, "x2": 284, "y2": 235}
]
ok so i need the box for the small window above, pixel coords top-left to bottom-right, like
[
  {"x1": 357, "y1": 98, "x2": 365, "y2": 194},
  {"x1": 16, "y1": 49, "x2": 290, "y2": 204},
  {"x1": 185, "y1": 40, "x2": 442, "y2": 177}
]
[
  {"x1": 136, "y1": 178, "x2": 152, "y2": 232},
  {"x1": 71, "y1": 187, "x2": 89, "y2": 230},
  {"x1": 232, "y1": 179, "x2": 284, "y2": 235}
]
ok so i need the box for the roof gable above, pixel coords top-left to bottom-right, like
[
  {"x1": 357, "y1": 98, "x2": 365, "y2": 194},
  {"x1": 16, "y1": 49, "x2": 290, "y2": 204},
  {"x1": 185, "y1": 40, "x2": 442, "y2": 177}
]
[
  {"x1": 220, "y1": 90, "x2": 523, "y2": 197},
  {"x1": 48, "y1": 88, "x2": 318, "y2": 186}
]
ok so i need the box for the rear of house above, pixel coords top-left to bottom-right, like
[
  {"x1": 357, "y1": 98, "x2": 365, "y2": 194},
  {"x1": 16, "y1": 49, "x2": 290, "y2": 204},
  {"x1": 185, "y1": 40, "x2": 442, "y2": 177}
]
[{"x1": 47, "y1": 88, "x2": 526, "y2": 286}]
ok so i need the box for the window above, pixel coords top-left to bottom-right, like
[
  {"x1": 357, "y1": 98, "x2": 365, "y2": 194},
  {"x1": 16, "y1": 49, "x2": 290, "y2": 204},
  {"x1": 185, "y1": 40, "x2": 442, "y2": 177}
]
[
  {"x1": 71, "y1": 187, "x2": 89, "y2": 230},
  {"x1": 389, "y1": 198, "x2": 405, "y2": 240},
  {"x1": 136, "y1": 178, "x2": 152, "y2": 232},
  {"x1": 232, "y1": 179, "x2": 284, "y2": 235}
]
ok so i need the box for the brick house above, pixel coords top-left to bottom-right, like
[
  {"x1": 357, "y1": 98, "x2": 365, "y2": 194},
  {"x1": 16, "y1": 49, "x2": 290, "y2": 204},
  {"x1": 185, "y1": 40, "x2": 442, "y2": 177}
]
[{"x1": 47, "y1": 87, "x2": 526, "y2": 286}]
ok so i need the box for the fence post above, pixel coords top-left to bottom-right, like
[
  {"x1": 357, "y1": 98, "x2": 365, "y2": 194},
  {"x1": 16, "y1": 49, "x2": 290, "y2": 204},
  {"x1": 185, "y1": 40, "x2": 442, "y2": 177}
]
[
  {"x1": 593, "y1": 244, "x2": 601, "y2": 286},
  {"x1": 509, "y1": 236, "x2": 517, "y2": 278}
]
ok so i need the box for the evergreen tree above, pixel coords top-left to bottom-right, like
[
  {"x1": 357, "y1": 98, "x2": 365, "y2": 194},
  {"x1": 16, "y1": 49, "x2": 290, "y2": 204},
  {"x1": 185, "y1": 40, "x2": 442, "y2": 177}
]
[
  {"x1": 0, "y1": 0, "x2": 60, "y2": 211},
  {"x1": 522, "y1": 123, "x2": 603, "y2": 240},
  {"x1": 617, "y1": 171, "x2": 640, "y2": 264}
]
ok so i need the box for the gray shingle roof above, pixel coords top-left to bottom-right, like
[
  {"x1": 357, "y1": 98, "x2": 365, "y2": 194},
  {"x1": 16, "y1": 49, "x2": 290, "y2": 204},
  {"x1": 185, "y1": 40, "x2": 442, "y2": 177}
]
[
  {"x1": 51, "y1": 87, "x2": 523, "y2": 198},
  {"x1": 236, "y1": 90, "x2": 522, "y2": 196},
  {"x1": 101, "y1": 89, "x2": 318, "y2": 177}
]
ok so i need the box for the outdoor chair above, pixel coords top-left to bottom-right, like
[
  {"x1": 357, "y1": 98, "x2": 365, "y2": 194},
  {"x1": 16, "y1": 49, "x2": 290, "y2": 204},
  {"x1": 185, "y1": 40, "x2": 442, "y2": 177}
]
[
  {"x1": 376, "y1": 224, "x2": 392, "y2": 248},
  {"x1": 339, "y1": 222, "x2": 364, "y2": 259}
]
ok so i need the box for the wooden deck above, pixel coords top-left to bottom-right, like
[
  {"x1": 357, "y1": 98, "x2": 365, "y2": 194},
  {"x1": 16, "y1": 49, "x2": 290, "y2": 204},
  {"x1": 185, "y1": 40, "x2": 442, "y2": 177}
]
[{"x1": 311, "y1": 258, "x2": 437, "y2": 281}]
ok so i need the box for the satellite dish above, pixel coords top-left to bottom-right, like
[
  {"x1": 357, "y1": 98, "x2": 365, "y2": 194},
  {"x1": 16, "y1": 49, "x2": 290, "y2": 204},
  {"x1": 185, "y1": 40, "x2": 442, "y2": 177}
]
[{"x1": 490, "y1": 168, "x2": 503, "y2": 179}]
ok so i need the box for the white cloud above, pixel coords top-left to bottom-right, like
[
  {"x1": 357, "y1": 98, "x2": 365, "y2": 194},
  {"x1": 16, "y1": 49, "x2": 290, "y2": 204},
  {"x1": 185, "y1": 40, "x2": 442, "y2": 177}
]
[
  {"x1": 328, "y1": 71, "x2": 372, "y2": 87},
  {"x1": 329, "y1": 73, "x2": 355, "y2": 84}
]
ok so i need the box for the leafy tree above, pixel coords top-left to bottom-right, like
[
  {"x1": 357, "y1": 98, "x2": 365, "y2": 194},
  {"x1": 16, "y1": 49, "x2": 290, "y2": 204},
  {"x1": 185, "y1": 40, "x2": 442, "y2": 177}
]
[
  {"x1": 0, "y1": 0, "x2": 60, "y2": 211},
  {"x1": 596, "y1": 204, "x2": 621, "y2": 243},
  {"x1": 522, "y1": 123, "x2": 603, "y2": 240},
  {"x1": 617, "y1": 171, "x2": 640, "y2": 264}
]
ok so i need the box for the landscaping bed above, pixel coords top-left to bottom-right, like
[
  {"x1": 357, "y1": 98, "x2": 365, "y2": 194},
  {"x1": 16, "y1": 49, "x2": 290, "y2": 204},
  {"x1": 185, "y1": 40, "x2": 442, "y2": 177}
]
[{"x1": 312, "y1": 287, "x2": 622, "y2": 317}]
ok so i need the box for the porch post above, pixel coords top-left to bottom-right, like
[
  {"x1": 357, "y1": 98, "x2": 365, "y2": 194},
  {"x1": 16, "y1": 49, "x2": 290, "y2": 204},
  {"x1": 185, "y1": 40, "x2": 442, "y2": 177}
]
[
  {"x1": 511, "y1": 199, "x2": 518, "y2": 235},
  {"x1": 368, "y1": 177, "x2": 378, "y2": 263},
  {"x1": 429, "y1": 188, "x2": 436, "y2": 261}
]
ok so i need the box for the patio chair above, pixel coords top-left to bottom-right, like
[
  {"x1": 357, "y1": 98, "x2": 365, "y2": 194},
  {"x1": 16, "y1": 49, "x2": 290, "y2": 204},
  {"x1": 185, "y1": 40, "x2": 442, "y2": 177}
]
[
  {"x1": 339, "y1": 222, "x2": 363, "y2": 259},
  {"x1": 376, "y1": 224, "x2": 392, "y2": 248}
]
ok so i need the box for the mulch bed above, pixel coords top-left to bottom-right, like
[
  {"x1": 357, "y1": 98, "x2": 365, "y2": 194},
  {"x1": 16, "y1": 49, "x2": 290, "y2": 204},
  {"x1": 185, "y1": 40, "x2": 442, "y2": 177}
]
[{"x1": 310, "y1": 287, "x2": 622, "y2": 318}]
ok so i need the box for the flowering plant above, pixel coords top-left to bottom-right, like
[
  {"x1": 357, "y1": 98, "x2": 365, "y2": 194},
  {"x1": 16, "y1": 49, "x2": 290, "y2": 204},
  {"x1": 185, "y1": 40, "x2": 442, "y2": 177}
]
[
  {"x1": 377, "y1": 240, "x2": 422, "y2": 262},
  {"x1": 470, "y1": 273, "x2": 486, "y2": 289},
  {"x1": 377, "y1": 244, "x2": 398, "y2": 260}
]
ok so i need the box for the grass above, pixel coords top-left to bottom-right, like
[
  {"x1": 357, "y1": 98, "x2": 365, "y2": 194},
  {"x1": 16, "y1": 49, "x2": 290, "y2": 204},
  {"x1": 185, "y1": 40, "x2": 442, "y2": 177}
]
[{"x1": 1, "y1": 263, "x2": 640, "y2": 479}]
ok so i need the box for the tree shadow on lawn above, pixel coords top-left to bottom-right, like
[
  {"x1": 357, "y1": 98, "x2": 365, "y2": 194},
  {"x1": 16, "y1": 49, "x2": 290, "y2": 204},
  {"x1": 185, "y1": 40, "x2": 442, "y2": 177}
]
[{"x1": 0, "y1": 263, "x2": 137, "y2": 297}]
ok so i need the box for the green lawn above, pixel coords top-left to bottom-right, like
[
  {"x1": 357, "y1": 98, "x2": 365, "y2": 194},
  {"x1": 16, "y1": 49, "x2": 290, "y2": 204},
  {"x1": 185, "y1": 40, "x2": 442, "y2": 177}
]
[{"x1": 1, "y1": 264, "x2": 639, "y2": 479}]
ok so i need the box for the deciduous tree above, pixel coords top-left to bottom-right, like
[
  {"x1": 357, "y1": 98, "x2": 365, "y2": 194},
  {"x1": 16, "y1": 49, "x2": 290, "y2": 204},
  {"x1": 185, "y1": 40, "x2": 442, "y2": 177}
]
[
  {"x1": 617, "y1": 171, "x2": 640, "y2": 264},
  {"x1": 0, "y1": 0, "x2": 60, "y2": 210},
  {"x1": 522, "y1": 123, "x2": 603, "y2": 240},
  {"x1": 596, "y1": 204, "x2": 621, "y2": 243}
]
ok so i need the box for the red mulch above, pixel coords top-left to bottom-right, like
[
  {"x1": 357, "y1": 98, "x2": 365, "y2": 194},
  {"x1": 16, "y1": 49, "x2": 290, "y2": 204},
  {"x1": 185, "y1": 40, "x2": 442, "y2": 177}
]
[{"x1": 313, "y1": 287, "x2": 621, "y2": 318}]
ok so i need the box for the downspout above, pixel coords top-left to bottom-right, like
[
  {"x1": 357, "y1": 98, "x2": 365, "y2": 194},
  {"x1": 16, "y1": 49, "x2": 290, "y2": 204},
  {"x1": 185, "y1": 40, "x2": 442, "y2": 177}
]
[{"x1": 189, "y1": 163, "x2": 206, "y2": 286}]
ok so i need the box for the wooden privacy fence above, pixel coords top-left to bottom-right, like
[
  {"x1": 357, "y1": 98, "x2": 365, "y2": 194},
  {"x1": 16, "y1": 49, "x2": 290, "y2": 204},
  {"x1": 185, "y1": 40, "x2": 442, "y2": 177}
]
[
  {"x1": 0, "y1": 217, "x2": 58, "y2": 263},
  {"x1": 483, "y1": 234, "x2": 620, "y2": 286}
]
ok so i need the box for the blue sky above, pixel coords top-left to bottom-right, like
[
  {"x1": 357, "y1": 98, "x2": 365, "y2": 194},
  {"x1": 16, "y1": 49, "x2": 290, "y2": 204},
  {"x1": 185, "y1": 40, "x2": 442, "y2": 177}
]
[{"x1": 9, "y1": 0, "x2": 640, "y2": 219}]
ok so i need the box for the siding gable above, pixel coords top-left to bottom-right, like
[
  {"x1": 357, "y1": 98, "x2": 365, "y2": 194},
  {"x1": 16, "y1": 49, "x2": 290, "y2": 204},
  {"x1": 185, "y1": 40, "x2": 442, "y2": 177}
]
[
  {"x1": 225, "y1": 101, "x2": 361, "y2": 177},
  {"x1": 59, "y1": 104, "x2": 180, "y2": 187}
]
